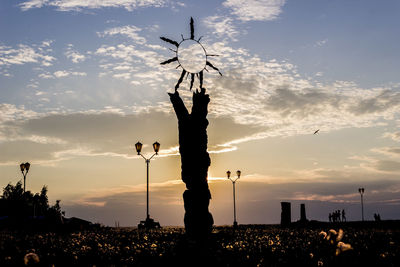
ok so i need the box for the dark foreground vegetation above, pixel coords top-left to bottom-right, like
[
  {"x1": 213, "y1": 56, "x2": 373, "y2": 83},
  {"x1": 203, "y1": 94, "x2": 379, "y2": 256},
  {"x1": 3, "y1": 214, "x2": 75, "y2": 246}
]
[
  {"x1": 0, "y1": 181, "x2": 64, "y2": 230},
  {"x1": 0, "y1": 222, "x2": 399, "y2": 266}
]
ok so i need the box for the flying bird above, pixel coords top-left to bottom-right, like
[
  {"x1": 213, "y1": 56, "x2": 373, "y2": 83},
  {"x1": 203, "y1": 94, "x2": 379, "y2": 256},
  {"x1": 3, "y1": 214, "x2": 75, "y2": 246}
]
[{"x1": 314, "y1": 129, "x2": 320, "y2": 135}]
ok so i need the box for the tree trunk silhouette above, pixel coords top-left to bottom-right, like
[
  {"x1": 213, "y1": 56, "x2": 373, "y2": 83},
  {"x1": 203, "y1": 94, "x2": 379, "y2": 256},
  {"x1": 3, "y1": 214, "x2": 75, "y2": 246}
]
[{"x1": 169, "y1": 88, "x2": 213, "y2": 239}]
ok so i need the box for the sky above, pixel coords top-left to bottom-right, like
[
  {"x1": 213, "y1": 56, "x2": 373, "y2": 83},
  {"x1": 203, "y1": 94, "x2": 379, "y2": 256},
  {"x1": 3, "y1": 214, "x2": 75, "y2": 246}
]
[{"x1": 1, "y1": 0, "x2": 400, "y2": 226}]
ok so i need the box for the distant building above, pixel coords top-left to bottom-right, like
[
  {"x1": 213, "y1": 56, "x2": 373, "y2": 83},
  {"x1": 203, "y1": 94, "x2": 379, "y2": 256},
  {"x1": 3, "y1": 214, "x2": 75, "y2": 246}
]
[
  {"x1": 300, "y1": 203, "x2": 308, "y2": 222},
  {"x1": 281, "y1": 202, "x2": 291, "y2": 226}
]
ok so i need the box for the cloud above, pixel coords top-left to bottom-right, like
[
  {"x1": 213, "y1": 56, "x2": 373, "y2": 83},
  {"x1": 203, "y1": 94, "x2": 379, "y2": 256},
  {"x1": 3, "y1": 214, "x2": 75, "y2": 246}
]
[
  {"x1": 95, "y1": 44, "x2": 158, "y2": 66},
  {"x1": 3, "y1": 26, "x2": 400, "y2": 169},
  {"x1": 0, "y1": 101, "x2": 266, "y2": 166},
  {"x1": 374, "y1": 160, "x2": 400, "y2": 172},
  {"x1": 65, "y1": 44, "x2": 86, "y2": 63},
  {"x1": 222, "y1": 0, "x2": 286, "y2": 21},
  {"x1": 351, "y1": 153, "x2": 400, "y2": 174},
  {"x1": 263, "y1": 87, "x2": 342, "y2": 118},
  {"x1": 383, "y1": 131, "x2": 400, "y2": 142},
  {"x1": 73, "y1": 179, "x2": 183, "y2": 206},
  {"x1": 19, "y1": 0, "x2": 167, "y2": 11},
  {"x1": 98, "y1": 26, "x2": 146, "y2": 44},
  {"x1": 6, "y1": 32, "x2": 400, "y2": 157},
  {"x1": 63, "y1": 180, "x2": 186, "y2": 225},
  {"x1": 0, "y1": 104, "x2": 38, "y2": 123},
  {"x1": 315, "y1": 39, "x2": 328, "y2": 47},
  {"x1": 18, "y1": 0, "x2": 48, "y2": 11},
  {"x1": 195, "y1": 41, "x2": 400, "y2": 142},
  {"x1": 53, "y1": 70, "x2": 87, "y2": 78},
  {"x1": 27, "y1": 80, "x2": 39, "y2": 88},
  {"x1": 38, "y1": 72, "x2": 54, "y2": 79},
  {"x1": 113, "y1": 72, "x2": 131, "y2": 80},
  {"x1": 0, "y1": 140, "x2": 65, "y2": 164},
  {"x1": 0, "y1": 43, "x2": 55, "y2": 73},
  {"x1": 289, "y1": 192, "x2": 360, "y2": 203},
  {"x1": 372, "y1": 147, "x2": 400, "y2": 158},
  {"x1": 348, "y1": 89, "x2": 400, "y2": 116},
  {"x1": 93, "y1": 41, "x2": 172, "y2": 87},
  {"x1": 87, "y1": 32, "x2": 400, "y2": 146},
  {"x1": 38, "y1": 69, "x2": 88, "y2": 79},
  {"x1": 203, "y1": 16, "x2": 240, "y2": 41},
  {"x1": 315, "y1": 72, "x2": 323, "y2": 77}
]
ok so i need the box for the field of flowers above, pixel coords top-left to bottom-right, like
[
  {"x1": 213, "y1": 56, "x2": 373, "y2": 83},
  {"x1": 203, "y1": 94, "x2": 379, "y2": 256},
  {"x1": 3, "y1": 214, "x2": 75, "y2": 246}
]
[{"x1": 0, "y1": 224, "x2": 399, "y2": 266}]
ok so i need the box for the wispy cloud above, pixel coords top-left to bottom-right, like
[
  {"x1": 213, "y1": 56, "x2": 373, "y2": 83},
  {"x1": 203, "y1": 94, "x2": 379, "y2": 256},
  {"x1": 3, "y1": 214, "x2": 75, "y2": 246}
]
[
  {"x1": 39, "y1": 70, "x2": 87, "y2": 78},
  {"x1": 0, "y1": 42, "x2": 55, "y2": 74},
  {"x1": 53, "y1": 70, "x2": 87, "y2": 78},
  {"x1": 315, "y1": 38, "x2": 328, "y2": 47},
  {"x1": 373, "y1": 160, "x2": 400, "y2": 173},
  {"x1": 222, "y1": 0, "x2": 286, "y2": 21},
  {"x1": 98, "y1": 25, "x2": 146, "y2": 44},
  {"x1": 94, "y1": 42, "x2": 171, "y2": 87},
  {"x1": 65, "y1": 44, "x2": 86, "y2": 63},
  {"x1": 371, "y1": 147, "x2": 400, "y2": 158},
  {"x1": 95, "y1": 25, "x2": 166, "y2": 84},
  {"x1": 19, "y1": 0, "x2": 168, "y2": 11},
  {"x1": 0, "y1": 104, "x2": 39, "y2": 123},
  {"x1": 203, "y1": 16, "x2": 240, "y2": 41},
  {"x1": 289, "y1": 192, "x2": 360, "y2": 203},
  {"x1": 73, "y1": 179, "x2": 183, "y2": 206},
  {"x1": 383, "y1": 131, "x2": 400, "y2": 142}
]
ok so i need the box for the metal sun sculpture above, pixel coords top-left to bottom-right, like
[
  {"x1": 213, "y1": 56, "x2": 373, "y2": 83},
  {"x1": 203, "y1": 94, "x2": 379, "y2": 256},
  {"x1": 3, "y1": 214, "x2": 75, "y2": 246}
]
[{"x1": 160, "y1": 17, "x2": 222, "y2": 91}]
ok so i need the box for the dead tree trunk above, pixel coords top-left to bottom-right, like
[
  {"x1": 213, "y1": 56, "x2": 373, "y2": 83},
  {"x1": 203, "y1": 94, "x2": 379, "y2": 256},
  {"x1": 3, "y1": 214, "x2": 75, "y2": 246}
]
[{"x1": 169, "y1": 88, "x2": 213, "y2": 239}]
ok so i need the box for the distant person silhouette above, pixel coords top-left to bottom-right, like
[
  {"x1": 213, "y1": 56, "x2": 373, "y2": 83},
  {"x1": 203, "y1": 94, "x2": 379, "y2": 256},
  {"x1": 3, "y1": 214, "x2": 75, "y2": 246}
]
[{"x1": 342, "y1": 209, "x2": 346, "y2": 222}]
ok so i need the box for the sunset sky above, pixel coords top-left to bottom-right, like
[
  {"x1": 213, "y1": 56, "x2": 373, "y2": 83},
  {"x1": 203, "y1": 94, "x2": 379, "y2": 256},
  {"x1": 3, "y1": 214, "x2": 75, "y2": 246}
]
[{"x1": 1, "y1": 0, "x2": 400, "y2": 226}]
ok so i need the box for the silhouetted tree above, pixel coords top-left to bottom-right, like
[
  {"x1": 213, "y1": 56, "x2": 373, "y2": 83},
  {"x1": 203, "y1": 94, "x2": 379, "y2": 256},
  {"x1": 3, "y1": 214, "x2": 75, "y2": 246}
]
[
  {"x1": 169, "y1": 88, "x2": 213, "y2": 239},
  {"x1": 3, "y1": 181, "x2": 24, "y2": 201},
  {"x1": 0, "y1": 181, "x2": 63, "y2": 222}
]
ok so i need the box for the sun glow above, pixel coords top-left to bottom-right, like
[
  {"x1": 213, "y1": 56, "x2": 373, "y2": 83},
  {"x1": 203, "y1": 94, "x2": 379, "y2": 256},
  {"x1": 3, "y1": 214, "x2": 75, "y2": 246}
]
[{"x1": 207, "y1": 172, "x2": 226, "y2": 182}]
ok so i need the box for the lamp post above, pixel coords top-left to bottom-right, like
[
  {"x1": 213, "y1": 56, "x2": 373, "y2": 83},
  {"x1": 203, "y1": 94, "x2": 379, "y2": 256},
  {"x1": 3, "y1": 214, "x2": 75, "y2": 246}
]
[
  {"x1": 227, "y1": 170, "x2": 241, "y2": 228},
  {"x1": 358, "y1": 187, "x2": 365, "y2": 221},
  {"x1": 135, "y1": 141, "x2": 161, "y2": 229},
  {"x1": 20, "y1": 162, "x2": 31, "y2": 193}
]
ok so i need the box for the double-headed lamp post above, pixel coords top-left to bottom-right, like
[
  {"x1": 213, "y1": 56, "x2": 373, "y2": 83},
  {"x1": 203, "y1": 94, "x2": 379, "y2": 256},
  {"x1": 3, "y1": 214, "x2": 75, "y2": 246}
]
[
  {"x1": 227, "y1": 170, "x2": 241, "y2": 228},
  {"x1": 20, "y1": 162, "x2": 31, "y2": 193},
  {"x1": 358, "y1": 187, "x2": 365, "y2": 221},
  {"x1": 135, "y1": 141, "x2": 160, "y2": 228}
]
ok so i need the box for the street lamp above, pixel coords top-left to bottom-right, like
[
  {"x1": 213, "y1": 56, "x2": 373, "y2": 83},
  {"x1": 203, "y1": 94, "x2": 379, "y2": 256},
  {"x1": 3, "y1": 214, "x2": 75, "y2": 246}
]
[
  {"x1": 227, "y1": 170, "x2": 241, "y2": 228},
  {"x1": 20, "y1": 162, "x2": 31, "y2": 193},
  {"x1": 135, "y1": 141, "x2": 161, "y2": 229},
  {"x1": 358, "y1": 187, "x2": 365, "y2": 221}
]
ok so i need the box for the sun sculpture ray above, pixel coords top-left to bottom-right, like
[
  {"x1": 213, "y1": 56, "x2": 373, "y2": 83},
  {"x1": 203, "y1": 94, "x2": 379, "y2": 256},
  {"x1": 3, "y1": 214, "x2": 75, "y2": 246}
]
[{"x1": 160, "y1": 17, "x2": 222, "y2": 91}]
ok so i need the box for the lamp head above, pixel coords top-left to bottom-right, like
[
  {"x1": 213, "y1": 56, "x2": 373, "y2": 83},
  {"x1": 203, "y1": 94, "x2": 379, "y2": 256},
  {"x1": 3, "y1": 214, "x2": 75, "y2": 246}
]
[
  {"x1": 153, "y1": 141, "x2": 160, "y2": 154},
  {"x1": 236, "y1": 170, "x2": 241, "y2": 178},
  {"x1": 25, "y1": 162, "x2": 30, "y2": 172},
  {"x1": 135, "y1": 142, "x2": 142, "y2": 155},
  {"x1": 20, "y1": 163, "x2": 25, "y2": 172},
  {"x1": 226, "y1": 170, "x2": 231, "y2": 179}
]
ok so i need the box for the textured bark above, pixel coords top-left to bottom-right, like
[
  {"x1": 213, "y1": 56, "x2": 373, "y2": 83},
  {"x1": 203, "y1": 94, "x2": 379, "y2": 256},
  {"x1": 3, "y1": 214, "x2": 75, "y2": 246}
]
[{"x1": 169, "y1": 88, "x2": 213, "y2": 238}]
